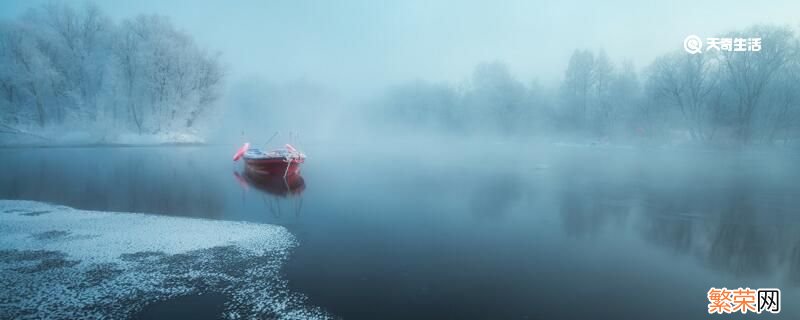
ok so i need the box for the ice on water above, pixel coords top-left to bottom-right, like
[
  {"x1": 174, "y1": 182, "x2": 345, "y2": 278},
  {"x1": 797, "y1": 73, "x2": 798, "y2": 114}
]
[{"x1": 0, "y1": 200, "x2": 330, "y2": 320}]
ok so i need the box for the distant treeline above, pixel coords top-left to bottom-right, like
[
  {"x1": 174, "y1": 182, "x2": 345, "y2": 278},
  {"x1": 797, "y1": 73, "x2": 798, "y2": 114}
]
[
  {"x1": 0, "y1": 2, "x2": 224, "y2": 135},
  {"x1": 372, "y1": 25, "x2": 800, "y2": 144}
]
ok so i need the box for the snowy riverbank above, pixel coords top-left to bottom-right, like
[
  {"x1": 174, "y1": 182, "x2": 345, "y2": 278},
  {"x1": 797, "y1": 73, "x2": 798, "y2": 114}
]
[
  {"x1": 0, "y1": 130, "x2": 207, "y2": 147},
  {"x1": 0, "y1": 200, "x2": 330, "y2": 319}
]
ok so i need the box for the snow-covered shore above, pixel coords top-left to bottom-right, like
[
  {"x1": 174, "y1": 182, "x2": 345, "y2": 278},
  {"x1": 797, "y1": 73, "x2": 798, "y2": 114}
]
[
  {"x1": 0, "y1": 200, "x2": 330, "y2": 319},
  {"x1": 0, "y1": 130, "x2": 206, "y2": 147}
]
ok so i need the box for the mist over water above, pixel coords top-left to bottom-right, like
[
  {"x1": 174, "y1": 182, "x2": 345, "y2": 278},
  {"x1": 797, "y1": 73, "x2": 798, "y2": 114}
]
[
  {"x1": 1, "y1": 0, "x2": 799, "y2": 319},
  {"x1": 1, "y1": 143, "x2": 798, "y2": 319}
]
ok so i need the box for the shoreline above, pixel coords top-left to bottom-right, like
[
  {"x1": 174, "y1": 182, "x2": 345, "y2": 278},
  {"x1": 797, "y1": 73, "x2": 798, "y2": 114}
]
[
  {"x1": 0, "y1": 141, "x2": 209, "y2": 149},
  {"x1": 0, "y1": 200, "x2": 331, "y2": 320},
  {"x1": 0, "y1": 131, "x2": 209, "y2": 149}
]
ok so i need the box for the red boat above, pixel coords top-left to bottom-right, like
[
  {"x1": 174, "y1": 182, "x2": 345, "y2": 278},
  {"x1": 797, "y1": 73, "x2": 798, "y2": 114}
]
[{"x1": 233, "y1": 143, "x2": 306, "y2": 176}]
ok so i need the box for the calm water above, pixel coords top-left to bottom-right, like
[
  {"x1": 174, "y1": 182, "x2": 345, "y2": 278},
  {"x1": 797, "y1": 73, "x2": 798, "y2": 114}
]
[{"x1": 1, "y1": 142, "x2": 798, "y2": 319}]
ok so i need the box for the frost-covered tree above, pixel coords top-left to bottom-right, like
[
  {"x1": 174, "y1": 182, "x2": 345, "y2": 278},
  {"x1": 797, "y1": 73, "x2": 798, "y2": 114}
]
[
  {"x1": 718, "y1": 25, "x2": 796, "y2": 142},
  {"x1": 371, "y1": 62, "x2": 534, "y2": 135},
  {"x1": 0, "y1": 21, "x2": 56, "y2": 129},
  {"x1": 22, "y1": 2, "x2": 113, "y2": 123},
  {"x1": 378, "y1": 81, "x2": 460, "y2": 131},
  {"x1": 590, "y1": 50, "x2": 616, "y2": 134},
  {"x1": 560, "y1": 49, "x2": 595, "y2": 124},
  {"x1": 759, "y1": 64, "x2": 800, "y2": 144},
  {"x1": 645, "y1": 52, "x2": 722, "y2": 141},
  {"x1": 113, "y1": 15, "x2": 223, "y2": 134},
  {"x1": 0, "y1": 2, "x2": 224, "y2": 140},
  {"x1": 464, "y1": 61, "x2": 529, "y2": 133},
  {"x1": 559, "y1": 49, "x2": 619, "y2": 133},
  {"x1": 606, "y1": 60, "x2": 642, "y2": 135},
  {"x1": 642, "y1": 25, "x2": 800, "y2": 143}
]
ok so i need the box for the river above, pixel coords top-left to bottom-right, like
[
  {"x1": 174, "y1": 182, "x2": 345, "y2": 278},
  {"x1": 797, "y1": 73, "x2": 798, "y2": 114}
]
[{"x1": 1, "y1": 141, "x2": 798, "y2": 319}]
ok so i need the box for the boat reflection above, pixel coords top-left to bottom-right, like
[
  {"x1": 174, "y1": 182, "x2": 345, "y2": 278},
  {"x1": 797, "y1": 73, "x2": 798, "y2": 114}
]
[
  {"x1": 234, "y1": 168, "x2": 305, "y2": 197},
  {"x1": 233, "y1": 169, "x2": 305, "y2": 217}
]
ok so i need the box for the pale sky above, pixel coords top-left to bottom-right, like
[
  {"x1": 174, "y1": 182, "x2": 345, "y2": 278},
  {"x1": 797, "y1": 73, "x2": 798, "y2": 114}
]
[{"x1": 2, "y1": 0, "x2": 799, "y2": 96}]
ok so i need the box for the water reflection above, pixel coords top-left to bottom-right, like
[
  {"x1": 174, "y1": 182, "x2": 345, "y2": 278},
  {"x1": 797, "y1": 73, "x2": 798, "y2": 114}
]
[
  {"x1": 791, "y1": 245, "x2": 800, "y2": 284},
  {"x1": 547, "y1": 155, "x2": 800, "y2": 285},
  {"x1": 234, "y1": 169, "x2": 306, "y2": 197},
  {"x1": 233, "y1": 169, "x2": 305, "y2": 218},
  {"x1": 554, "y1": 163, "x2": 633, "y2": 239},
  {"x1": 468, "y1": 173, "x2": 522, "y2": 219},
  {"x1": 636, "y1": 181, "x2": 800, "y2": 283},
  {"x1": 0, "y1": 147, "x2": 225, "y2": 218}
]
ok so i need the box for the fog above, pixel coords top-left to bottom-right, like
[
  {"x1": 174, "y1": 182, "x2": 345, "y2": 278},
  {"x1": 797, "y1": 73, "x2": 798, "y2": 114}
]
[
  {"x1": 1, "y1": 0, "x2": 800, "y2": 146},
  {"x1": 2, "y1": 3, "x2": 800, "y2": 318},
  {"x1": 30, "y1": 0, "x2": 800, "y2": 91}
]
